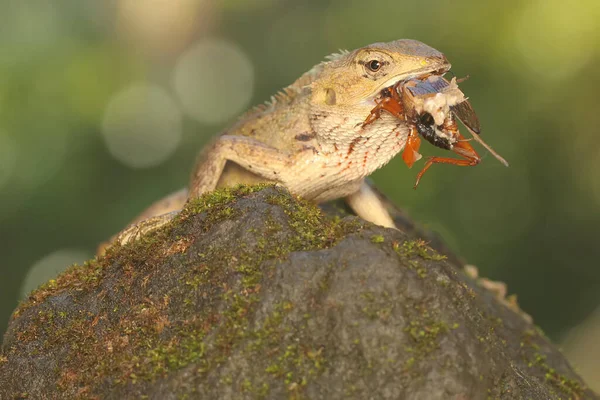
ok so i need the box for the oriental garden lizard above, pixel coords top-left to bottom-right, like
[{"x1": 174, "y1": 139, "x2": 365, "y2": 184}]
[{"x1": 101, "y1": 39, "x2": 452, "y2": 252}]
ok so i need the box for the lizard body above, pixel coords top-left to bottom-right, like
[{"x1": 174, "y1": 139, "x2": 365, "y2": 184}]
[{"x1": 107, "y1": 39, "x2": 451, "y2": 249}]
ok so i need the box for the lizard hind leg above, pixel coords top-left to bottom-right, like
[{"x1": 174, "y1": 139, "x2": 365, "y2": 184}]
[
  {"x1": 96, "y1": 211, "x2": 180, "y2": 256},
  {"x1": 115, "y1": 211, "x2": 180, "y2": 247},
  {"x1": 96, "y1": 188, "x2": 188, "y2": 256},
  {"x1": 99, "y1": 135, "x2": 295, "y2": 256}
]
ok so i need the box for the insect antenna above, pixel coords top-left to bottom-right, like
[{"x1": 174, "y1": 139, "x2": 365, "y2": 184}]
[{"x1": 468, "y1": 130, "x2": 509, "y2": 167}]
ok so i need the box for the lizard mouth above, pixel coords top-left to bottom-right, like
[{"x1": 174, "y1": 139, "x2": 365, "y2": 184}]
[{"x1": 362, "y1": 65, "x2": 451, "y2": 106}]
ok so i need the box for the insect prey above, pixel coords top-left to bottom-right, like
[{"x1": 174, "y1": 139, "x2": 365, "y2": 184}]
[{"x1": 363, "y1": 74, "x2": 508, "y2": 188}]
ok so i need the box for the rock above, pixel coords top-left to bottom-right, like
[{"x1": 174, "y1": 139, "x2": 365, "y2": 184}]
[{"x1": 0, "y1": 185, "x2": 596, "y2": 399}]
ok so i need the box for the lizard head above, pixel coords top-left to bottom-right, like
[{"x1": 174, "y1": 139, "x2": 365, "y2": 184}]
[{"x1": 310, "y1": 39, "x2": 450, "y2": 110}]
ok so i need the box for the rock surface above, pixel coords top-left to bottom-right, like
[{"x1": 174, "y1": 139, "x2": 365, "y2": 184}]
[{"x1": 0, "y1": 185, "x2": 596, "y2": 399}]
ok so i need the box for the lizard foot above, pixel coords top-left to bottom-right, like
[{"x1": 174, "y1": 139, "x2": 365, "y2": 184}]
[{"x1": 116, "y1": 211, "x2": 179, "y2": 246}]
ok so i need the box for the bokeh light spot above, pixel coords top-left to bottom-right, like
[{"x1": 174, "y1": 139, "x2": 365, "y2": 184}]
[
  {"x1": 21, "y1": 249, "x2": 91, "y2": 299},
  {"x1": 102, "y1": 83, "x2": 183, "y2": 169},
  {"x1": 173, "y1": 38, "x2": 254, "y2": 125},
  {"x1": 116, "y1": 0, "x2": 214, "y2": 54},
  {"x1": 511, "y1": 0, "x2": 600, "y2": 82},
  {"x1": 561, "y1": 305, "x2": 600, "y2": 393}
]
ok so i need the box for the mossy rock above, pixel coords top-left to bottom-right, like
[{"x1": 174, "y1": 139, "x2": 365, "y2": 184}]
[{"x1": 0, "y1": 185, "x2": 596, "y2": 399}]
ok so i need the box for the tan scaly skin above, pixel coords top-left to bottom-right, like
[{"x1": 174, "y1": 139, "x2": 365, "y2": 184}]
[{"x1": 101, "y1": 39, "x2": 451, "y2": 253}]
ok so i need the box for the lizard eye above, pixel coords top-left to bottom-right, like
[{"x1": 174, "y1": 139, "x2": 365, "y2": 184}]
[{"x1": 366, "y1": 59, "x2": 382, "y2": 72}]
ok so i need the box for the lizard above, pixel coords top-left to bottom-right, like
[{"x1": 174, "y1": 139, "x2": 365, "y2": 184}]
[{"x1": 102, "y1": 39, "x2": 452, "y2": 252}]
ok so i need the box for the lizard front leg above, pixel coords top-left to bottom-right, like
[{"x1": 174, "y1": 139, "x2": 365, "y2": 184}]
[
  {"x1": 345, "y1": 181, "x2": 396, "y2": 229},
  {"x1": 189, "y1": 135, "x2": 293, "y2": 198}
]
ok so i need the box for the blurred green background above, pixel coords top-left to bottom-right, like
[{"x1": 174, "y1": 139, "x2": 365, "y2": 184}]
[{"x1": 1, "y1": 0, "x2": 599, "y2": 389}]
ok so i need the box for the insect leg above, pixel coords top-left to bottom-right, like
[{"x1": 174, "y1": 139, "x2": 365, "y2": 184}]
[
  {"x1": 413, "y1": 133, "x2": 480, "y2": 188},
  {"x1": 362, "y1": 87, "x2": 406, "y2": 127},
  {"x1": 401, "y1": 127, "x2": 422, "y2": 168}
]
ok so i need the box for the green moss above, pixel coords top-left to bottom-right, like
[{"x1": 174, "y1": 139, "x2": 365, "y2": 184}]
[
  {"x1": 240, "y1": 380, "x2": 269, "y2": 398},
  {"x1": 13, "y1": 260, "x2": 105, "y2": 320},
  {"x1": 520, "y1": 330, "x2": 586, "y2": 399},
  {"x1": 399, "y1": 301, "x2": 451, "y2": 372},
  {"x1": 264, "y1": 190, "x2": 351, "y2": 249},
  {"x1": 389, "y1": 239, "x2": 446, "y2": 282},
  {"x1": 370, "y1": 235, "x2": 385, "y2": 244},
  {"x1": 240, "y1": 298, "x2": 327, "y2": 397},
  {"x1": 358, "y1": 291, "x2": 394, "y2": 321},
  {"x1": 405, "y1": 319, "x2": 448, "y2": 353},
  {"x1": 393, "y1": 239, "x2": 446, "y2": 261},
  {"x1": 182, "y1": 183, "x2": 274, "y2": 218},
  {"x1": 140, "y1": 328, "x2": 208, "y2": 378}
]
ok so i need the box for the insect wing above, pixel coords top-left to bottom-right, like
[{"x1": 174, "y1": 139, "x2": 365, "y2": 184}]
[
  {"x1": 425, "y1": 76, "x2": 450, "y2": 93},
  {"x1": 405, "y1": 76, "x2": 449, "y2": 97},
  {"x1": 450, "y1": 100, "x2": 481, "y2": 135}
]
